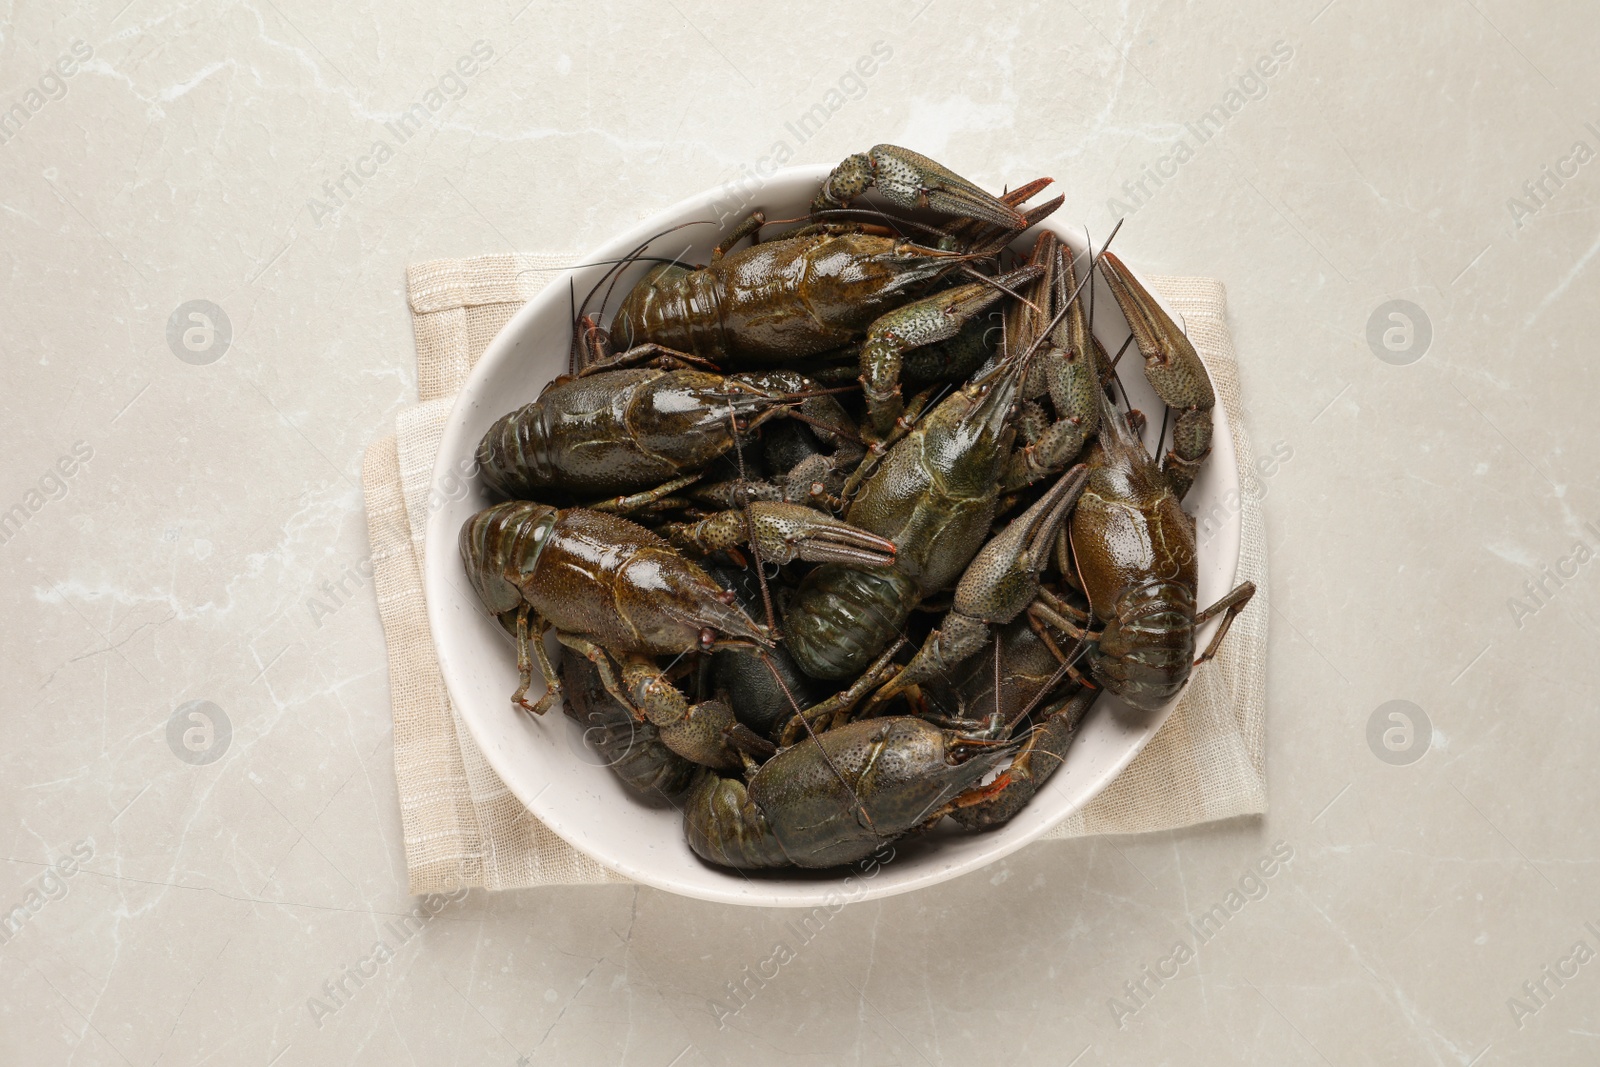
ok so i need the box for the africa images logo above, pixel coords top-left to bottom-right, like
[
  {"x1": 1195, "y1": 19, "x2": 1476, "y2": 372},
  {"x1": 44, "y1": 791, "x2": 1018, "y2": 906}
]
[
  {"x1": 1107, "y1": 841, "x2": 1295, "y2": 1027},
  {"x1": 304, "y1": 41, "x2": 495, "y2": 227},
  {"x1": 0, "y1": 40, "x2": 93, "y2": 148}
]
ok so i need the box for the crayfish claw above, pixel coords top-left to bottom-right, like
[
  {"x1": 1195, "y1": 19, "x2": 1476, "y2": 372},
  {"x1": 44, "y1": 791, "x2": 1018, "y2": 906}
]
[
  {"x1": 814, "y1": 145, "x2": 1028, "y2": 230},
  {"x1": 667, "y1": 502, "x2": 896, "y2": 569},
  {"x1": 1099, "y1": 251, "x2": 1215, "y2": 498},
  {"x1": 744, "y1": 502, "x2": 897, "y2": 568}
]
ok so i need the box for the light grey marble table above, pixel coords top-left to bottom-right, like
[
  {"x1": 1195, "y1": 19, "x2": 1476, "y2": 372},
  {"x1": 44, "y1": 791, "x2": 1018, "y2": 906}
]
[{"x1": 3, "y1": 1, "x2": 1596, "y2": 1064}]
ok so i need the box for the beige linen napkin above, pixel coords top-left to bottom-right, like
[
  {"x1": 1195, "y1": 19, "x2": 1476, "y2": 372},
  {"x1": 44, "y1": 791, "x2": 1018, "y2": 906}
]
[{"x1": 361, "y1": 255, "x2": 1269, "y2": 893}]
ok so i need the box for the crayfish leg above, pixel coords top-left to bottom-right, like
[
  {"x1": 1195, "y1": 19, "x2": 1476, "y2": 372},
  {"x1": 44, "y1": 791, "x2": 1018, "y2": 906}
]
[
  {"x1": 588, "y1": 646, "x2": 761, "y2": 771},
  {"x1": 713, "y1": 211, "x2": 765, "y2": 260},
  {"x1": 586, "y1": 471, "x2": 703, "y2": 516},
  {"x1": 776, "y1": 638, "x2": 906, "y2": 747},
  {"x1": 1024, "y1": 606, "x2": 1098, "y2": 690},
  {"x1": 512, "y1": 606, "x2": 563, "y2": 716},
  {"x1": 1192, "y1": 580, "x2": 1257, "y2": 666},
  {"x1": 578, "y1": 342, "x2": 720, "y2": 377},
  {"x1": 554, "y1": 633, "x2": 638, "y2": 719}
]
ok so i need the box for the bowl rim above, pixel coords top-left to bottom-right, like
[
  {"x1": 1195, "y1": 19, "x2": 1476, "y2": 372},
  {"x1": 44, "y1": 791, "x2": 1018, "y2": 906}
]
[{"x1": 423, "y1": 163, "x2": 1240, "y2": 906}]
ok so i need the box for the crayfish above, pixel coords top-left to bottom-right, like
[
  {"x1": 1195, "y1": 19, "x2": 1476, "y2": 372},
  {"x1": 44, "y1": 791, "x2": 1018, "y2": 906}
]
[{"x1": 456, "y1": 144, "x2": 1256, "y2": 871}]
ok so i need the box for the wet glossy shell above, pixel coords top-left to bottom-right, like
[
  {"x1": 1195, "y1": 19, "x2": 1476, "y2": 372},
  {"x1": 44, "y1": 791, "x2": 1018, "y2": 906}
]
[
  {"x1": 1090, "y1": 580, "x2": 1196, "y2": 710},
  {"x1": 784, "y1": 565, "x2": 918, "y2": 681},
  {"x1": 460, "y1": 502, "x2": 762, "y2": 655},
  {"x1": 684, "y1": 718, "x2": 1011, "y2": 869},
  {"x1": 1067, "y1": 405, "x2": 1201, "y2": 710},
  {"x1": 611, "y1": 232, "x2": 950, "y2": 364},
  {"x1": 476, "y1": 368, "x2": 751, "y2": 498}
]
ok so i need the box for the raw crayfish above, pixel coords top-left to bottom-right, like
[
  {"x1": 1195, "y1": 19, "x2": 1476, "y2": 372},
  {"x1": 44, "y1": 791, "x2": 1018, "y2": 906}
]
[
  {"x1": 460, "y1": 499, "x2": 887, "y2": 768},
  {"x1": 605, "y1": 144, "x2": 1061, "y2": 441},
  {"x1": 683, "y1": 716, "x2": 1018, "y2": 869},
  {"x1": 477, "y1": 363, "x2": 860, "y2": 505},
  {"x1": 453, "y1": 143, "x2": 1255, "y2": 871}
]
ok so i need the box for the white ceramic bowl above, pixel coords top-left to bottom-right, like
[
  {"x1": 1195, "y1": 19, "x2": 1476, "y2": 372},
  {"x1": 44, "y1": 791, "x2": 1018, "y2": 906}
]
[{"x1": 424, "y1": 164, "x2": 1241, "y2": 907}]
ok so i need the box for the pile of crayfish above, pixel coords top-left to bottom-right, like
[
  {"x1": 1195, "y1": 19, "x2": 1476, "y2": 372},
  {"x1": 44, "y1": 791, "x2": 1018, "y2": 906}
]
[{"x1": 459, "y1": 145, "x2": 1254, "y2": 871}]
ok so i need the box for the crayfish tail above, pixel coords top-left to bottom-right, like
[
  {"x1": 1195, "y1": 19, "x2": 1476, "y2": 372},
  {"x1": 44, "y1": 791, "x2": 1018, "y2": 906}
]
[{"x1": 683, "y1": 771, "x2": 789, "y2": 869}]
